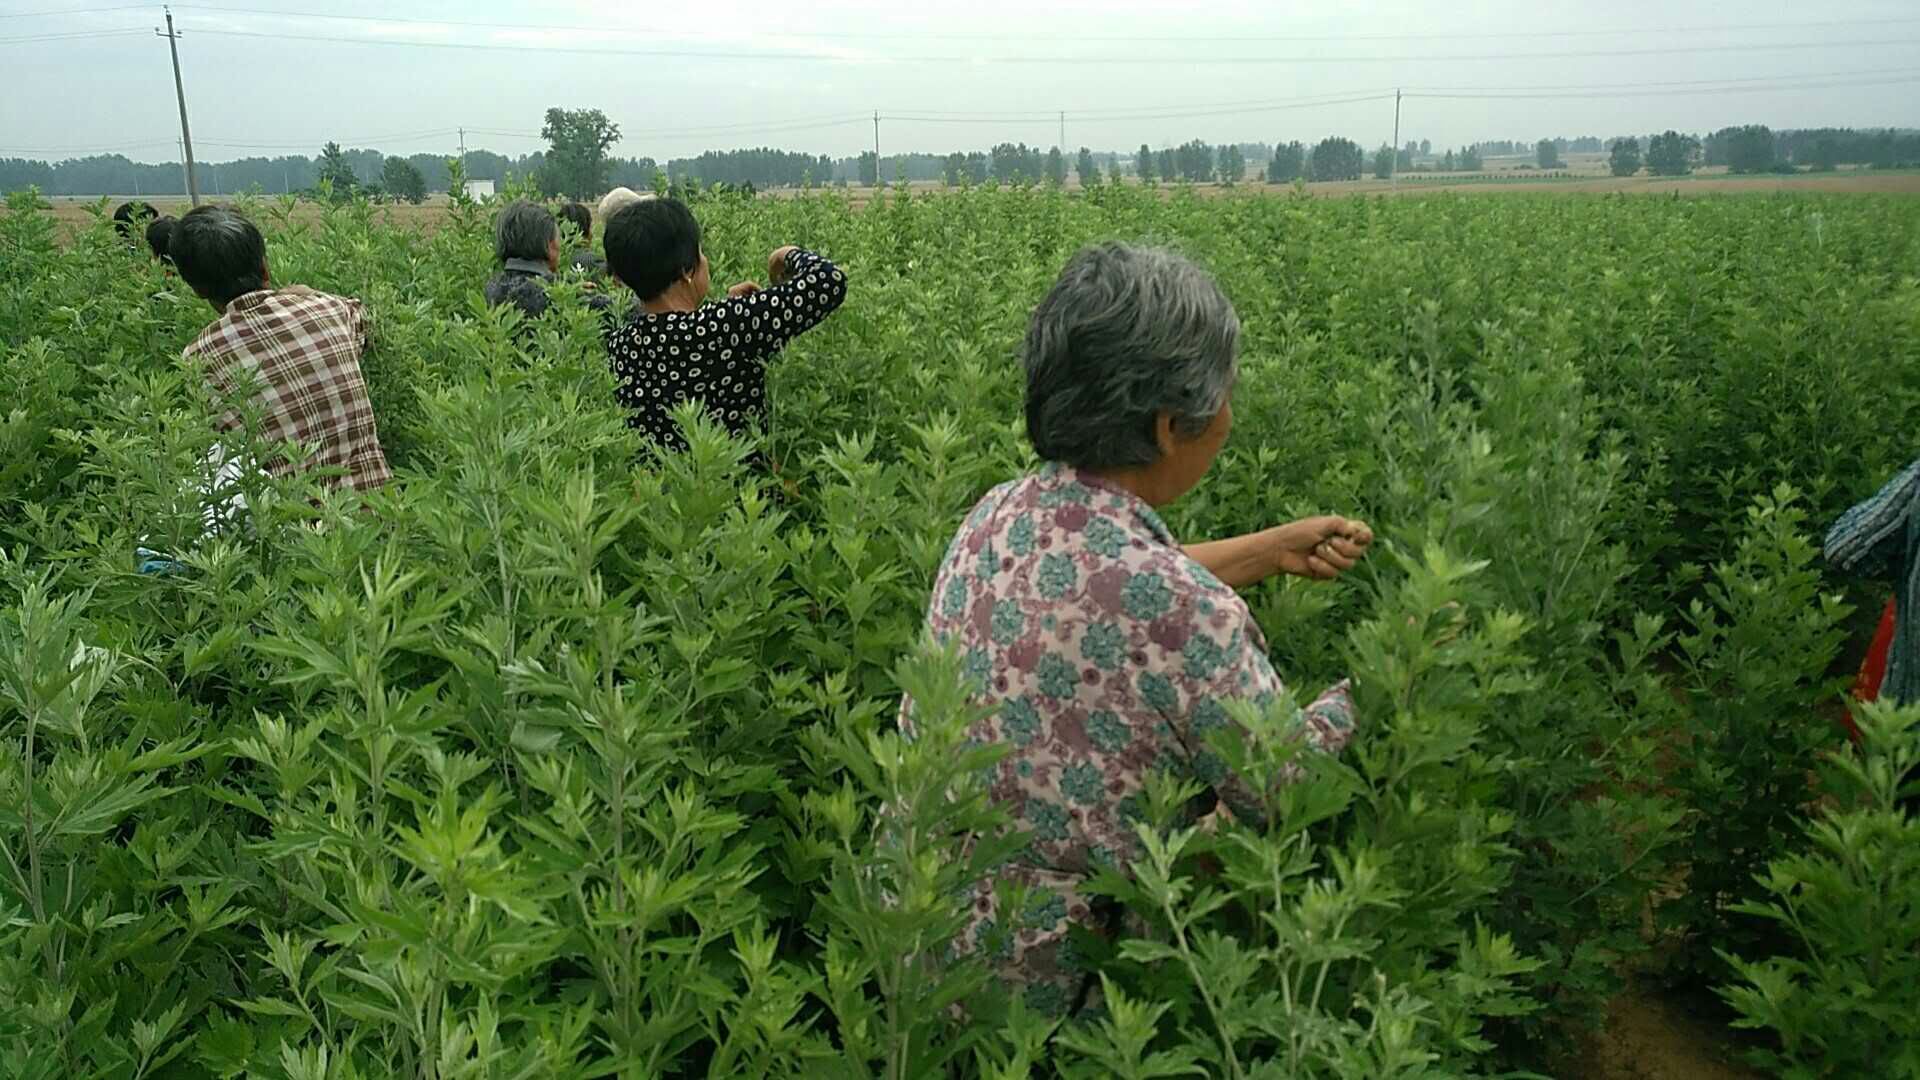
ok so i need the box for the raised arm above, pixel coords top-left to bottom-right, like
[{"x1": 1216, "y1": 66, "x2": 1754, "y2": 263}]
[{"x1": 702, "y1": 247, "x2": 847, "y2": 357}]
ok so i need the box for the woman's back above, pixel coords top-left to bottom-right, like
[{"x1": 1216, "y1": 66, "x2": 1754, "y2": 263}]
[{"x1": 604, "y1": 248, "x2": 846, "y2": 451}]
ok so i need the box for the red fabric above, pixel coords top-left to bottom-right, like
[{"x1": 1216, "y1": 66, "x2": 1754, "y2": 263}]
[{"x1": 1845, "y1": 598, "x2": 1897, "y2": 742}]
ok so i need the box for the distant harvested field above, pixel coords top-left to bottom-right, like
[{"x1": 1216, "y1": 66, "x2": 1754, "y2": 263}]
[
  {"x1": 41, "y1": 195, "x2": 456, "y2": 238},
  {"x1": 34, "y1": 166, "x2": 1920, "y2": 238}
]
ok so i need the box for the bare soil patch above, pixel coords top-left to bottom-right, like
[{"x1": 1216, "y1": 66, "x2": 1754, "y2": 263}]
[{"x1": 1559, "y1": 982, "x2": 1764, "y2": 1080}]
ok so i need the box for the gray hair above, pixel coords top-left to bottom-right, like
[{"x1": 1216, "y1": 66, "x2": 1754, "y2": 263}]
[
  {"x1": 1023, "y1": 244, "x2": 1239, "y2": 469},
  {"x1": 494, "y1": 199, "x2": 557, "y2": 263},
  {"x1": 596, "y1": 186, "x2": 653, "y2": 222}
]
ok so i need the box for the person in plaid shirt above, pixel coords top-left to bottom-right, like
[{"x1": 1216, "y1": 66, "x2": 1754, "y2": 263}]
[{"x1": 169, "y1": 205, "x2": 391, "y2": 494}]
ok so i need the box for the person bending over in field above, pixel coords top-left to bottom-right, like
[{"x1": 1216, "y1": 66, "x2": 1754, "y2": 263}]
[
  {"x1": 557, "y1": 201, "x2": 605, "y2": 277},
  {"x1": 900, "y1": 243, "x2": 1372, "y2": 1018},
  {"x1": 169, "y1": 204, "x2": 391, "y2": 494},
  {"x1": 113, "y1": 200, "x2": 158, "y2": 252},
  {"x1": 146, "y1": 215, "x2": 177, "y2": 266},
  {"x1": 601, "y1": 196, "x2": 847, "y2": 455},
  {"x1": 484, "y1": 200, "x2": 611, "y2": 322}
]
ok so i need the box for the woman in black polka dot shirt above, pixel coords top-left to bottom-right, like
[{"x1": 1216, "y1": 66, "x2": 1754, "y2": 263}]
[{"x1": 602, "y1": 196, "x2": 848, "y2": 455}]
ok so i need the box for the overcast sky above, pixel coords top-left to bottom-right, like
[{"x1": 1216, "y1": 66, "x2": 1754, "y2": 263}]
[{"x1": 2, "y1": 0, "x2": 1917, "y2": 163}]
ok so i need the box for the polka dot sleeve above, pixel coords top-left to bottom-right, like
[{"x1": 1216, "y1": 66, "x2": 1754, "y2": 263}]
[{"x1": 692, "y1": 248, "x2": 848, "y2": 359}]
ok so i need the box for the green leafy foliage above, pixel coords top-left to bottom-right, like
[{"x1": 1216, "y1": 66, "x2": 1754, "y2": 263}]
[
  {"x1": 1718, "y1": 701, "x2": 1920, "y2": 1078},
  {"x1": 2, "y1": 182, "x2": 1917, "y2": 1075}
]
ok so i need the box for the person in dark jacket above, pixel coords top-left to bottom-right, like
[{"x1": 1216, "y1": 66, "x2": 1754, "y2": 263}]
[
  {"x1": 483, "y1": 199, "x2": 608, "y2": 321},
  {"x1": 557, "y1": 201, "x2": 605, "y2": 276}
]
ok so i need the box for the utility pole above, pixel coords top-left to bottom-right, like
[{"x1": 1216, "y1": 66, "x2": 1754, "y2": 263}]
[
  {"x1": 178, "y1": 139, "x2": 188, "y2": 198},
  {"x1": 1391, "y1": 88, "x2": 1402, "y2": 192},
  {"x1": 157, "y1": 6, "x2": 200, "y2": 206},
  {"x1": 1059, "y1": 110, "x2": 1066, "y2": 151},
  {"x1": 871, "y1": 110, "x2": 880, "y2": 187}
]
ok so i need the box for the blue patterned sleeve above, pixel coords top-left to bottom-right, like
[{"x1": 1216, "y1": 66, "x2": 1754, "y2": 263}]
[{"x1": 1826, "y1": 458, "x2": 1920, "y2": 579}]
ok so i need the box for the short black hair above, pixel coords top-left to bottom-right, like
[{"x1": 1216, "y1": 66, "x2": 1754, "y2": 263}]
[
  {"x1": 603, "y1": 197, "x2": 701, "y2": 300},
  {"x1": 146, "y1": 216, "x2": 177, "y2": 262},
  {"x1": 171, "y1": 205, "x2": 268, "y2": 308},
  {"x1": 558, "y1": 201, "x2": 592, "y2": 241},
  {"x1": 113, "y1": 200, "x2": 158, "y2": 241}
]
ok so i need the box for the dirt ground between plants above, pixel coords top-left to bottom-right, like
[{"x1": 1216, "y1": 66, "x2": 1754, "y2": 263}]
[{"x1": 1561, "y1": 983, "x2": 1763, "y2": 1080}]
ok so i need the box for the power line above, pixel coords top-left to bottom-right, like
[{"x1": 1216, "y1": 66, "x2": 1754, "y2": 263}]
[
  {"x1": 0, "y1": 5, "x2": 155, "y2": 18},
  {"x1": 195, "y1": 126, "x2": 463, "y2": 149},
  {"x1": 886, "y1": 94, "x2": 1400, "y2": 127},
  {"x1": 161, "y1": 5, "x2": 1920, "y2": 43},
  {"x1": 1408, "y1": 74, "x2": 1920, "y2": 101},
  {"x1": 0, "y1": 138, "x2": 181, "y2": 155},
  {"x1": 0, "y1": 27, "x2": 148, "y2": 43},
  {"x1": 1400, "y1": 66, "x2": 1920, "y2": 93},
  {"x1": 174, "y1": 24, "x2": 1920, "y2": 64}
]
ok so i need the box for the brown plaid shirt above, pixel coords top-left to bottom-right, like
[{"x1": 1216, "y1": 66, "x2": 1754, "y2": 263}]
[{"x1": 182, "y1": 289, "x2": 391, "y2": 492}]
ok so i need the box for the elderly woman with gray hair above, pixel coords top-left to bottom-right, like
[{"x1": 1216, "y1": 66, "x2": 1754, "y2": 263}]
[
  {"x1": 909, "y1": 243, "x2": 1372, "y2": 1017},
  {"x1": 484, "y1": 199, "x2": 609, "y2": 321}
]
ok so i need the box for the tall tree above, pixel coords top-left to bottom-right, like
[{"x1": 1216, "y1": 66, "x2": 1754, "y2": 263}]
[
  {"x1": 857, "y1": 151, "x2": 879, "y2": 186},
  {"x1": 1075, "y1": 146, "x2": 1098, "y2": 187},
  {"x1": 1266, "y1": 140, "x2": 1306, "y2": 182},
  {"x1": 1459, "y1": 145, "x2": 1484, "y2": 171},
  {"x1": 1309, "y1": 137, "x2": 1363, "y2": 181},
  {"x1": 1646, "y1": 131, "x2": 1701, "y2": 176},
  {"x1": 1045, "y1": 147, "x2": 1066, "y2": 186},
  {"x1": 315, "y1": 141, "x2": 357, "y2": 201},
  {"x1": 1136, "y1": 144, "x2": 1155, "y2": 181},
  {"x1": 942, "y1": 152, "x2": 966, "y2": 186},
  {"x1": 1536, "y1": 139, "x2": 1563, "y2": 169},
  {"x1": 1175, "y1": 140, "x2": 1214, "y2": 182},
  {"x1": 1608, "y1": 137, "x2": 1642, "y2": 177},
  {"x1": 538, "y1": 107, "x2": 620, "y2": 199},
  {"x1": 1725, "y1": 125, "x2": 1776, "y2": 174},
  {"x1": 1157, "y1": 148, "x2": 1176, "y2": 182},
  {"x1": 1218, "y1": 144, "x2": 1245, "y2": 184},
  {"x1": 381, "y1": 157, "x2": 427, "y2": 204},
  {"x1": 1372, "y1": 145, "x2": 1395, "y2": 179},
  {"x1": 1419, "y1": 138, "x2": 1432, "y2": 156},
  {"x1": 1108, "y1": 158, "x2": 1123, "y2": 185}
]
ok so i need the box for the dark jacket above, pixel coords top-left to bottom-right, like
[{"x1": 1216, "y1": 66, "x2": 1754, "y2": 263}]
[{"x1": 485, "y1": 258, "x2": 612, "y2": 321}]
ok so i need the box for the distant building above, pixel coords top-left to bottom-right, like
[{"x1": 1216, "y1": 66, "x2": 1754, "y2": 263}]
[{"x1": 462, "y1": 179, "x2": 496, "y2": 200}]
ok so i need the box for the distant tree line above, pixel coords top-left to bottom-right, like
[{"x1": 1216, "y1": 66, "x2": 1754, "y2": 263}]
[
  {"x1": 0, "y1": 147, "x2": 664, "y2": 198},
  {"x1": 664, "y1": 148, "x2": 834, "y2": 189},
  {"x1": 1599, "y1": 126, "x2": 1920, "y2": 179},
  {"x1": 6, "y1": 125, "x2": 1916, "y2": 197}
]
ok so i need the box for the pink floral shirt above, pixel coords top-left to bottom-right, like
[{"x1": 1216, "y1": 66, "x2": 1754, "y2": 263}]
[{"x1": 911, "y1": 463, "x2": 1356, "y2": 1015}]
